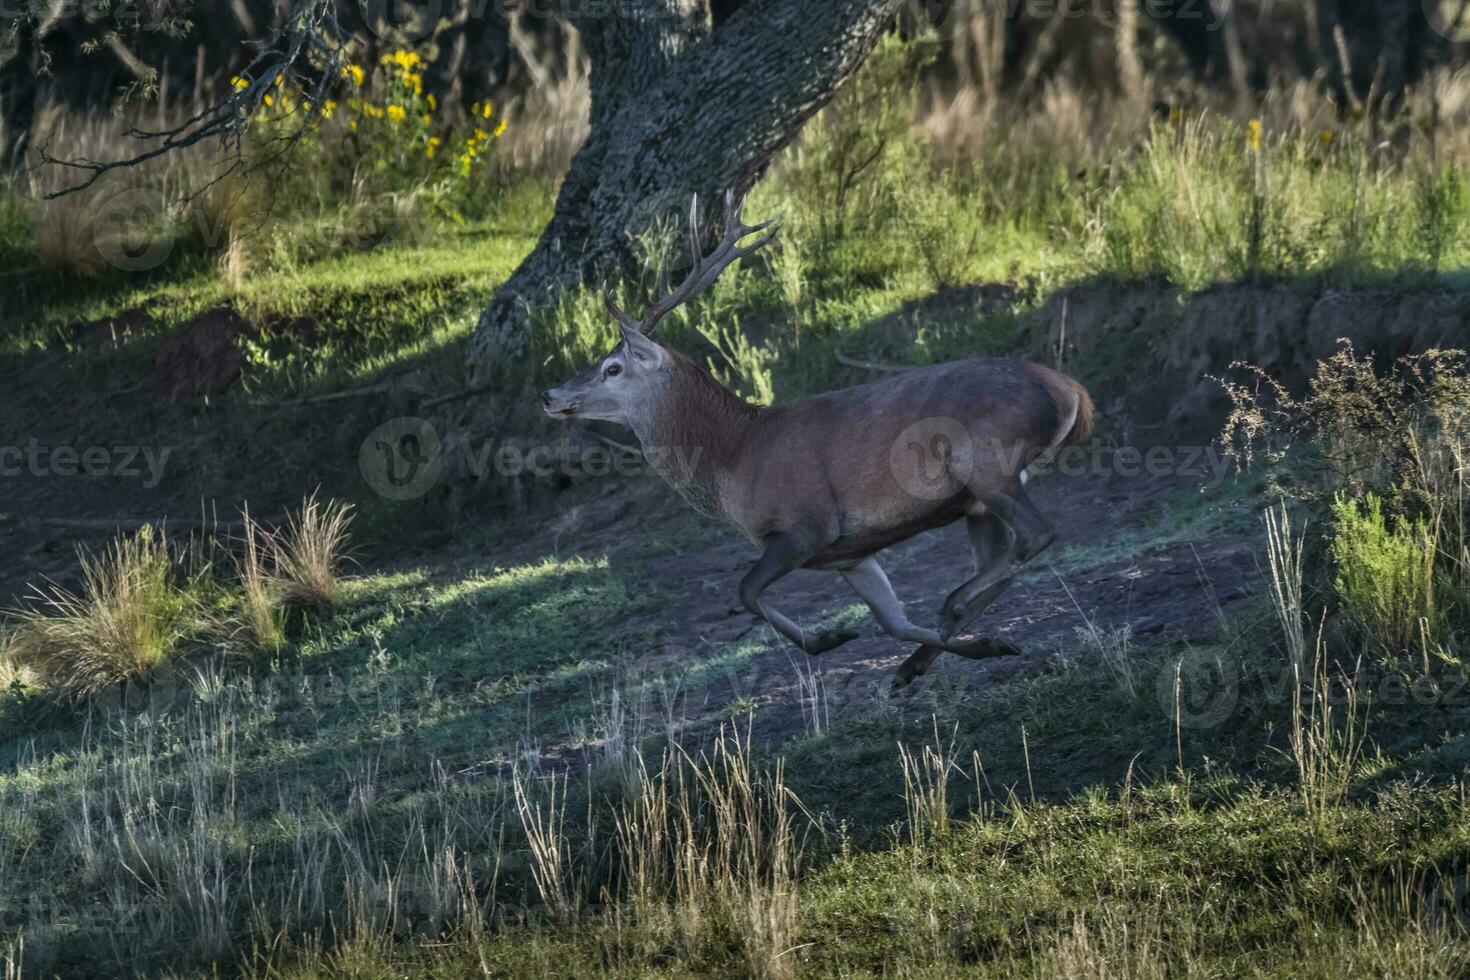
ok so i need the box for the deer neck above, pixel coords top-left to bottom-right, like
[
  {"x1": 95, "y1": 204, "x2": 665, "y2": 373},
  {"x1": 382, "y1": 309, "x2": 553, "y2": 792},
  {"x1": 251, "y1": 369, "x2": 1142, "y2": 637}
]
[{"x1": 630, "y1": 353, "x2": 760, "y2": 516}]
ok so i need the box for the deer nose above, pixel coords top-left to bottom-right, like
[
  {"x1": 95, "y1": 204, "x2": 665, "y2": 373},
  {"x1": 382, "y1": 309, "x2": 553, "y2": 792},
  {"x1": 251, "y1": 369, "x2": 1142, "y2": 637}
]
[{"x1": 540, "y1": 390, "x2": 554, "y2": 408}]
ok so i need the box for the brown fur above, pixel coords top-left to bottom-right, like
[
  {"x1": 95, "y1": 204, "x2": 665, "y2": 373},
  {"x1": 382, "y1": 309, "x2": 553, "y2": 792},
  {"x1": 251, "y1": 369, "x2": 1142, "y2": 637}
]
[{"x1": 640, "y1": 350, "x2": 1094, "y2": 569}]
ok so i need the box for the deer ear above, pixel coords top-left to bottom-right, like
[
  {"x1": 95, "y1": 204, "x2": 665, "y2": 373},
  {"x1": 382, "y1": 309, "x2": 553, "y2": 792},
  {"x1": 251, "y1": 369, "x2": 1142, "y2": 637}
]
[{"x1": 620, "y1": 325, "x2": 661, "y2": 362}]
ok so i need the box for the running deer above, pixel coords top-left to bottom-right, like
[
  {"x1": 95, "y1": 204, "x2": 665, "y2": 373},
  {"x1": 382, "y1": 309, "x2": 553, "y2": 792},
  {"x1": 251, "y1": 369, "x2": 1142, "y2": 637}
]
[{"x1": 541, "y1": 192, "x2": 1093, "y2": 689}]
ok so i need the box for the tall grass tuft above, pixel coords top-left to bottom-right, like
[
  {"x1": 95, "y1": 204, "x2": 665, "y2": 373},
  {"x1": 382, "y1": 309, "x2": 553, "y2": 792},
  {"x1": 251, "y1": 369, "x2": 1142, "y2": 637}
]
[
  {"x1": 1289, "y1": 630, "x2": 1367, "y2": 825},
  {"x1": 898, "y1": 723, "x2": 965, "y2": 845},
  {"x1": 233, "y1": 507, "x2": 287, "y2": 651},
  {"x1": 271, "y1": 492, "x2": 353, "y2": 607},
  {"x1": 609, "y1": 726, "x2": 806, "y2": 978},
  {"x1": 1263, "y1": 504, "x2": 1368, "y2": 822},
  {"x1": 512, "y1": 767, "x2": 578, "y2": 924},
  {"x1": 1264, "y1": 503, "x2": 1309, "y2": 673},
  {"x1": 10, "y1": 526, "x2": 197, "y2": 695}
]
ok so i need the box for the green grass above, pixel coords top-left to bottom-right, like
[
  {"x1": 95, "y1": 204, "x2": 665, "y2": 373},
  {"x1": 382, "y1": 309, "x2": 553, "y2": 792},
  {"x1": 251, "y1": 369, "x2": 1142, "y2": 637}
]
[{"x1": 3, "y1": 497, "x2": 1469, "y2": 978}]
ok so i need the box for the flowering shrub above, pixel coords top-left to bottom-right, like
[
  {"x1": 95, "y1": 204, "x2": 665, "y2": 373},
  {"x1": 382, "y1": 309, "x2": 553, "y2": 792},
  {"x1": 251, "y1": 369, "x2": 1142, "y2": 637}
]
[{"x1": 231, "y1": 48, "x2": 508, "y2": 216}]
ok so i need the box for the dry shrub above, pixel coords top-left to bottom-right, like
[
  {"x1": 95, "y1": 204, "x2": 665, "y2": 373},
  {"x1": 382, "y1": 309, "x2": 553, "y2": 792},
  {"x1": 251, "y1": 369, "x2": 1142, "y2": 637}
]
[
  {"x1": 1224, "y1": 345, "x2": 1470, "y2": 663},
  {"x1": 1219, "y1": 343, "x2": 1470, "y2": 501}
]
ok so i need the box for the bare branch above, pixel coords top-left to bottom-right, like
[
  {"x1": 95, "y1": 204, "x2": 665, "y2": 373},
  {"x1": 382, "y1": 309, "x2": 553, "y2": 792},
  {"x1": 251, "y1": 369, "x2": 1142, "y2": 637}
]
[{"x1": 38, "y1": 0, "x2": 350, "y2": 198}]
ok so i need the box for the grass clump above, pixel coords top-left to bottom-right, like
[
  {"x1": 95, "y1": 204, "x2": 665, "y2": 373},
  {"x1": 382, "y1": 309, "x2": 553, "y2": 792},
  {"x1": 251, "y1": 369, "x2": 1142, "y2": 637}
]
[
  {"x1": 0, "y1": 633, "x2": 35, "y2": 693},
  {"x1": 271, "y1": 492, "x2": 354, "y2": 607},
  {"x1": 9, "y1": 526, "x2": 197, "y2": 695},
  {"x1": 1332, "y1": 492, "x2": 1442, "y2": 657},
  {"x1": 223, "y1": 494, "x2": 353, "y2": 651},
  {"x1": 233, "y1": 506, "x2": 288, "y2": 652}
]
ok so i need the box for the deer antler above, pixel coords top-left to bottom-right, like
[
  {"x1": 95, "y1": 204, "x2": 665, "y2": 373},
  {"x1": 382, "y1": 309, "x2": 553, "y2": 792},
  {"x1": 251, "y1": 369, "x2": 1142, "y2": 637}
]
[{"x1": 604, "y1": 190, "x2": 779, "y2": 336}]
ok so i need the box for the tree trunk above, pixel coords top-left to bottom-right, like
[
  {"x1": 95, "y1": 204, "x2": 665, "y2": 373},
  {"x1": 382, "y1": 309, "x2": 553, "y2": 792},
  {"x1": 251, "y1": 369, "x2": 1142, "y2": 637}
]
[{"x1": 466, "y1": 0, "x2": 903, "y2": 382}]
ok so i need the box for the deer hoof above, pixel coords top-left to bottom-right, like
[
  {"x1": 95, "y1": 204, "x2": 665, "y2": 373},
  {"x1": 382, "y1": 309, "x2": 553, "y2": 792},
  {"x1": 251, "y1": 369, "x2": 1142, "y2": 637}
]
[{"x1": 805, "y1": 627, "x2": 859, "y2": 656}]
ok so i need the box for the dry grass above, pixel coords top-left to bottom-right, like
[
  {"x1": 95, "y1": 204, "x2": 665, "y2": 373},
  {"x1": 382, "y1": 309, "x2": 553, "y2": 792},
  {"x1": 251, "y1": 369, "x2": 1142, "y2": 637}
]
[
  {"x1": 898, "y1": 726, "x2": 963, "y2": 845},
  {"x1": 233, "y1": 506, "x2": 287, "y2": 651},
  {"x1": 0, "y1": 632, "x2": 35, "y2": 691},
  {"x1": 491, "y1": 24, "x2": 589, "y2": 179},
  {"x1": 8, "y1": 526, "x2": 197, "y2": 695},
  {"x1": 1264, "y1": 502, "x2": 1368, "y2": 822},
  {"x1": 271, "y1": 492, "x2": 353, "y2": 606},
  {"x1": 614, "y1": 725, "x2": 811, "y2": 975}
]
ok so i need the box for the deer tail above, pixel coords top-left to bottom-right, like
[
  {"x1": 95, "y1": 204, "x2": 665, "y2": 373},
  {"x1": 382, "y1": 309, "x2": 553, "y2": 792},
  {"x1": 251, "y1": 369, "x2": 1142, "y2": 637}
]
[{"x1": 1040, "y1": 371, "x2": 1094, "y2": 453}]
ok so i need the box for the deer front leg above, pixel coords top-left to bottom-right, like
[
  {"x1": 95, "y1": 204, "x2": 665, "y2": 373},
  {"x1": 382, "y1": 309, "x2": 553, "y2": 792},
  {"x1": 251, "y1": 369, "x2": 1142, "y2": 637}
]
[{"x1": 740, "y1": 533, "x2": 860, "y2": 656}]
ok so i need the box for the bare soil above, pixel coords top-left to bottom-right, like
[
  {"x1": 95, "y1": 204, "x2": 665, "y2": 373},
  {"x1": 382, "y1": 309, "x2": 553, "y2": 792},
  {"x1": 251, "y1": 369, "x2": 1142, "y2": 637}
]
[{"x1": 486, "y1": 459, "x2": 1258, "y2": 749}]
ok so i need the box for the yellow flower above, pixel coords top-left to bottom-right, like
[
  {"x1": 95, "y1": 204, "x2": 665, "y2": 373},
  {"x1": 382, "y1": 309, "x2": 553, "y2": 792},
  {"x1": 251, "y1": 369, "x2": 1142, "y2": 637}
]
[
  {"x1": 386, "y1": 104, "x2": 406, "y2": 122},
  {"x1": 363, "y1": 103, "x2": 383, "y2": 118},
  {"x1": 426, "y1": 136, "x2": 441, "y2": 159},
  {"x1": 1319, "y1": 129, "x2": 1333, "y2": 146},
  {"x1": 343, "y1": 64, "x2": 364, "y2": 86},
  {"x1": 349, "y1": 119, "x2": 358, "y2": 132},
  {"x1": 323, "y1": 99, "x2": 338, "y2": 119},
  {"x1": 493, "y1": 118, "x2": 508, "y2": 138},
  {"x1": 230, "y1": 76, "x2": 248, "y2": 93},
  {"x1": 481, "y1": 101, "x2": 493, "y2": 119},
  {"x1": 263, "y1": 94, "x2": 273, "y2": 107},
  {"x1": 473, "y1": 127, "x2": 488, "y2": 142},
  {"x1": 1246, "y1": 118, "x2": 1262, "y2": 153},
  {"x1": 426, "y1": 93, "x2": 437, "y2": 111}
]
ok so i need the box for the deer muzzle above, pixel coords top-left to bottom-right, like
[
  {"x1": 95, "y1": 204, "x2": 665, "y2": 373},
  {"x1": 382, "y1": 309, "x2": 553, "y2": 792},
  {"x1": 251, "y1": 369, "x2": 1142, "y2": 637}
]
[{"x1": 541, "y1": 388, "x2": 579, "y2": 418}]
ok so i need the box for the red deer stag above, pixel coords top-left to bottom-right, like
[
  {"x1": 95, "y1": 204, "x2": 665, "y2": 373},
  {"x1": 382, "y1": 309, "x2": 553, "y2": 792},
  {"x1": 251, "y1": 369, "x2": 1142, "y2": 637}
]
[{"x1": 541, "y1": 192, "x2": 1093, "y2": 689}]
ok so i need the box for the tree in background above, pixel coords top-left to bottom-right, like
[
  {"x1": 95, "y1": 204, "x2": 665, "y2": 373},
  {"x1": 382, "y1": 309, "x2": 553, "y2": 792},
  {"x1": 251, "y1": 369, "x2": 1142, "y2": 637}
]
[{"x1": 1, "y1": 0, "x2": 1461, "y2": 381}]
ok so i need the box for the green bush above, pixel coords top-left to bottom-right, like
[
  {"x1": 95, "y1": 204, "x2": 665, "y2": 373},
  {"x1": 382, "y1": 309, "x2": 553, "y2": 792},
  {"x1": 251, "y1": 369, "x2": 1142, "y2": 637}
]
[{"x1": 1331, "y1": 492, "x2": 1442, "y2": 657}]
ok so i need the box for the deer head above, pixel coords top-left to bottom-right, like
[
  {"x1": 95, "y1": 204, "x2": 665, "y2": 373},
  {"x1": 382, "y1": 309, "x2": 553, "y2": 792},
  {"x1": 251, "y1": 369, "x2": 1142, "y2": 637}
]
[{"x1": 539, "y1": 191, "x2": 778, "y2": 427}]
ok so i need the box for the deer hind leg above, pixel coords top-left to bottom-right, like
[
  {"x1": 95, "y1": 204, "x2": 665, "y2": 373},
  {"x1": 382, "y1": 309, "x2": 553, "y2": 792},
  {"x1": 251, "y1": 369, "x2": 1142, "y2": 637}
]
[
  {"x1": 842, "y1": 556, "x2": 1017, "y2": 658},
  {"x1": 892, "y1": 496, "x2": 1049, "y2": 690},
  {"x1": 740, "y1": 532, "x2": 860, "y2": 656},
  {"x1": 941, "y1": 488, "x2": 1055, "y2": 632}
]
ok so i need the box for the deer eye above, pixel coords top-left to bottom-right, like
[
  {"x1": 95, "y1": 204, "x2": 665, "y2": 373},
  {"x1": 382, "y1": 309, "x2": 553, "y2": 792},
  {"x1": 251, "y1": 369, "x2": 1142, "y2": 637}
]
[{"x1": 604, "y1": 363, "x2": 623, "y2": 378}]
